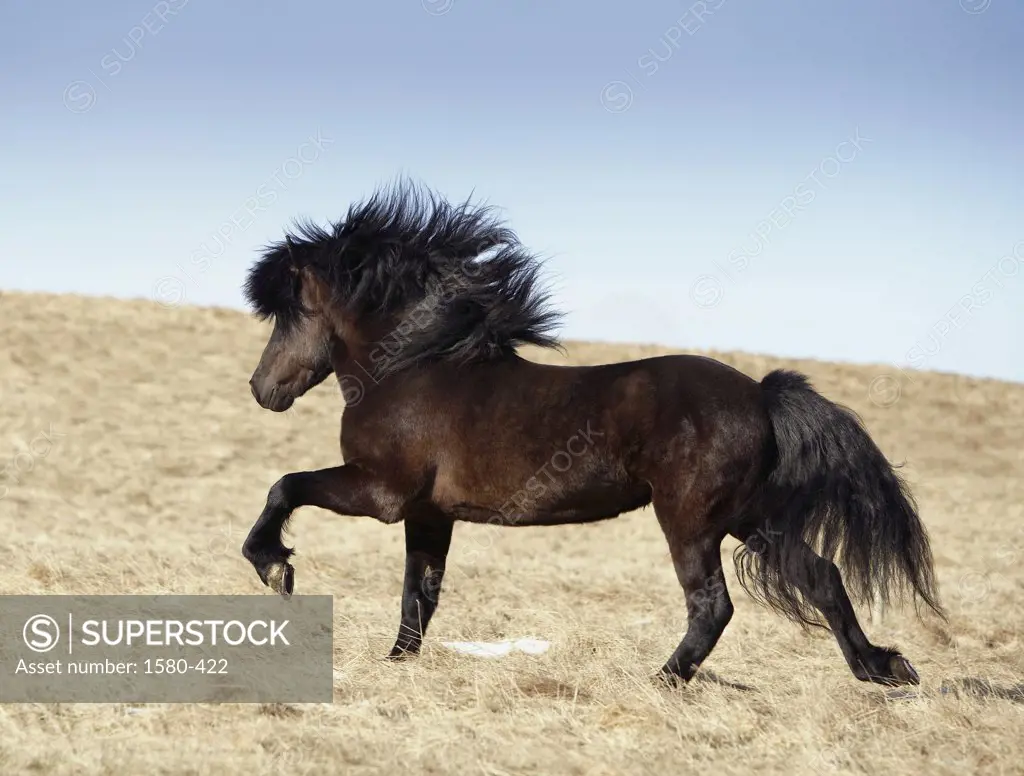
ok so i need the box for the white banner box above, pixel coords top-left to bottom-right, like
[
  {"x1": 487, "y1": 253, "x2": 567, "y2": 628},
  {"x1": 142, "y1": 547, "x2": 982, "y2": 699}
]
[{"x1": 0, "y1": 595, "x2": 333, "y2": 703}]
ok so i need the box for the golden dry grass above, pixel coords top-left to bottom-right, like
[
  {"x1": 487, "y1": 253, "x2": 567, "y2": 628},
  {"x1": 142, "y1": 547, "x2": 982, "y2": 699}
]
[{"x1": 0, "y1": 290, "x2": 1021, "y2": 775}]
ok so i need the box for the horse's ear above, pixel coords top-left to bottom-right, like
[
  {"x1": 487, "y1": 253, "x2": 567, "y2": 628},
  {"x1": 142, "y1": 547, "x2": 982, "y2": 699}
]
[
  {"x1": 297, "y1": 265, "x2": 331, "y2": 310},
  {"x1": 285, "y1": 236, "x2": 300, "y2": 275}
]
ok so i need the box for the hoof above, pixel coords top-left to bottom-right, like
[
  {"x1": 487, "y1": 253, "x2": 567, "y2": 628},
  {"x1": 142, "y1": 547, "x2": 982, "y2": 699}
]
[
  {"x1": 886, "y1": 654, "x2": 920, "y2": 686},
  {"x1": 860, "y1": 651, "x2": 921, "y2": 687},
  {"x1": 386, "y1": 642, "x2": 420, "y2": 661},
  {"x1": 265, "y1": 562, "x2": 294, "y2": 598},
  {"x1": 653, "y1": 669, "x2": 691, "y2": 690}
]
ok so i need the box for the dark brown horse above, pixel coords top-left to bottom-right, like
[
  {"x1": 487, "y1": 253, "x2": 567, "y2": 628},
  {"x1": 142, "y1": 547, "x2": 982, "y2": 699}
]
[{"x1": 241, "y1": 181, "x2": 943, "y2": 687}]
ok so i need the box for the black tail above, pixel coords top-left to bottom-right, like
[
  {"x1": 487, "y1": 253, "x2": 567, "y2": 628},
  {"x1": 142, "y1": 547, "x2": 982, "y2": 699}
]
[{"x1": 734, "y1": 369, "x2": 944, "y2": 626}]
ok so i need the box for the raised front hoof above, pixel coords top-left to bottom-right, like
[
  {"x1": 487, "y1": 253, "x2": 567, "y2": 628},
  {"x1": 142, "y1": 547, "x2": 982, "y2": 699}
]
[{"x1": 259, "y1": 561, "x2": 294, "y2": 598}]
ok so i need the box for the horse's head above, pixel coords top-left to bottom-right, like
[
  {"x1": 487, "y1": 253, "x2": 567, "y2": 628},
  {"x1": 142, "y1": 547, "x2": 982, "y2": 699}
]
[
  {"x1": 245, "y1": 239, "x2": 339, "y2": 412},
  {"x1": 243, "y1": 180, "x2": 562, "y2": 409}
]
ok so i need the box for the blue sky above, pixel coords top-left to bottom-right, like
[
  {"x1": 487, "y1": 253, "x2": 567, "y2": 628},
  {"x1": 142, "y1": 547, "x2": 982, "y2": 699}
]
[{"x1": 2, "y1": 0, "x2": 1022, "y2": 382}]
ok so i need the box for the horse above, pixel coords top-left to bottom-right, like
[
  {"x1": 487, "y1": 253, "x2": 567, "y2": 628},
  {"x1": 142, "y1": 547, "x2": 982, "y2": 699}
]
[{"x1": 240, "y1": 180, "x2": 944, "y2": 687}]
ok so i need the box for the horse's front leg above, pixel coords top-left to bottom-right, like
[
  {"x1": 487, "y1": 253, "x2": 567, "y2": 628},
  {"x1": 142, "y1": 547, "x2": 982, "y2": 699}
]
[
  {"x1": 241, "y1": 464, "x2": 398, "y2": 596},
  {"x1": 388, "y1": 509, "x2": 455, "y2": 659}
]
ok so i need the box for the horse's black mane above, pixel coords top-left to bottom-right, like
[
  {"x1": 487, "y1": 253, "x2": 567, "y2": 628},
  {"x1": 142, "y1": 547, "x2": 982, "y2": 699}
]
[{"x1": 243, "y1": 179, "x2": 563, "y2": 377}]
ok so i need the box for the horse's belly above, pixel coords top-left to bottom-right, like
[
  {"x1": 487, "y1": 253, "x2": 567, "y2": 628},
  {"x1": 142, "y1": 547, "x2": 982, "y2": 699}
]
[{"x1": 436, "y1": 473, "x2": 652, "y2": 527}]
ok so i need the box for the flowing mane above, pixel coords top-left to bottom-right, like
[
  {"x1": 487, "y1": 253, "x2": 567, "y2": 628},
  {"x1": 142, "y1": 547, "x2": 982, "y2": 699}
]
[{"x1": 243, "y1": 179, "x2": 562, "y2": 377}]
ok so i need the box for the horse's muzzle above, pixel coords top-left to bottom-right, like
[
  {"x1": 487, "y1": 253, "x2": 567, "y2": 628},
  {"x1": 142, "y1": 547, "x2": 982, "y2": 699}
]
[{"x1": 250, "y1": 379, "x2": 294, "y2": 412}]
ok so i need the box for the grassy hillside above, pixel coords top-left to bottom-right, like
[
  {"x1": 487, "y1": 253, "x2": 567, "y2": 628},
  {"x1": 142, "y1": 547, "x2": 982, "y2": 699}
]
[{"x1": 0, "y1": 291, "x2": 1020, "y2": 775}]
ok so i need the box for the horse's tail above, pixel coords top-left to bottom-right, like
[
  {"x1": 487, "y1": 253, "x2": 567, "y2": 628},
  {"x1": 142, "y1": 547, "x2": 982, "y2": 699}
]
[{"x1": 734, "y1": 369, "x2": 944, "y2": 626}]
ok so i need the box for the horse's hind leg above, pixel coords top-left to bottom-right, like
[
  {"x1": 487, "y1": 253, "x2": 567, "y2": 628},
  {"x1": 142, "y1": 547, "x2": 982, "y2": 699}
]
[
  {"x1": 387, "y1": 510, "x2": 454, "y2": 659},
  {"x1": 779, "y1": 540, "x2": 919, "y2": 686},
  {"x1": 655, "y1": 521, "x2": 735, "y2": 685}
]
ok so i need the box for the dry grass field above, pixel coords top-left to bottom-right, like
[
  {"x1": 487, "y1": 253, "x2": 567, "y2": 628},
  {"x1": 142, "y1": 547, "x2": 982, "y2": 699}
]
[{"x1": 0, "y1": 289, "x2": 1021, "y2": 775}]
